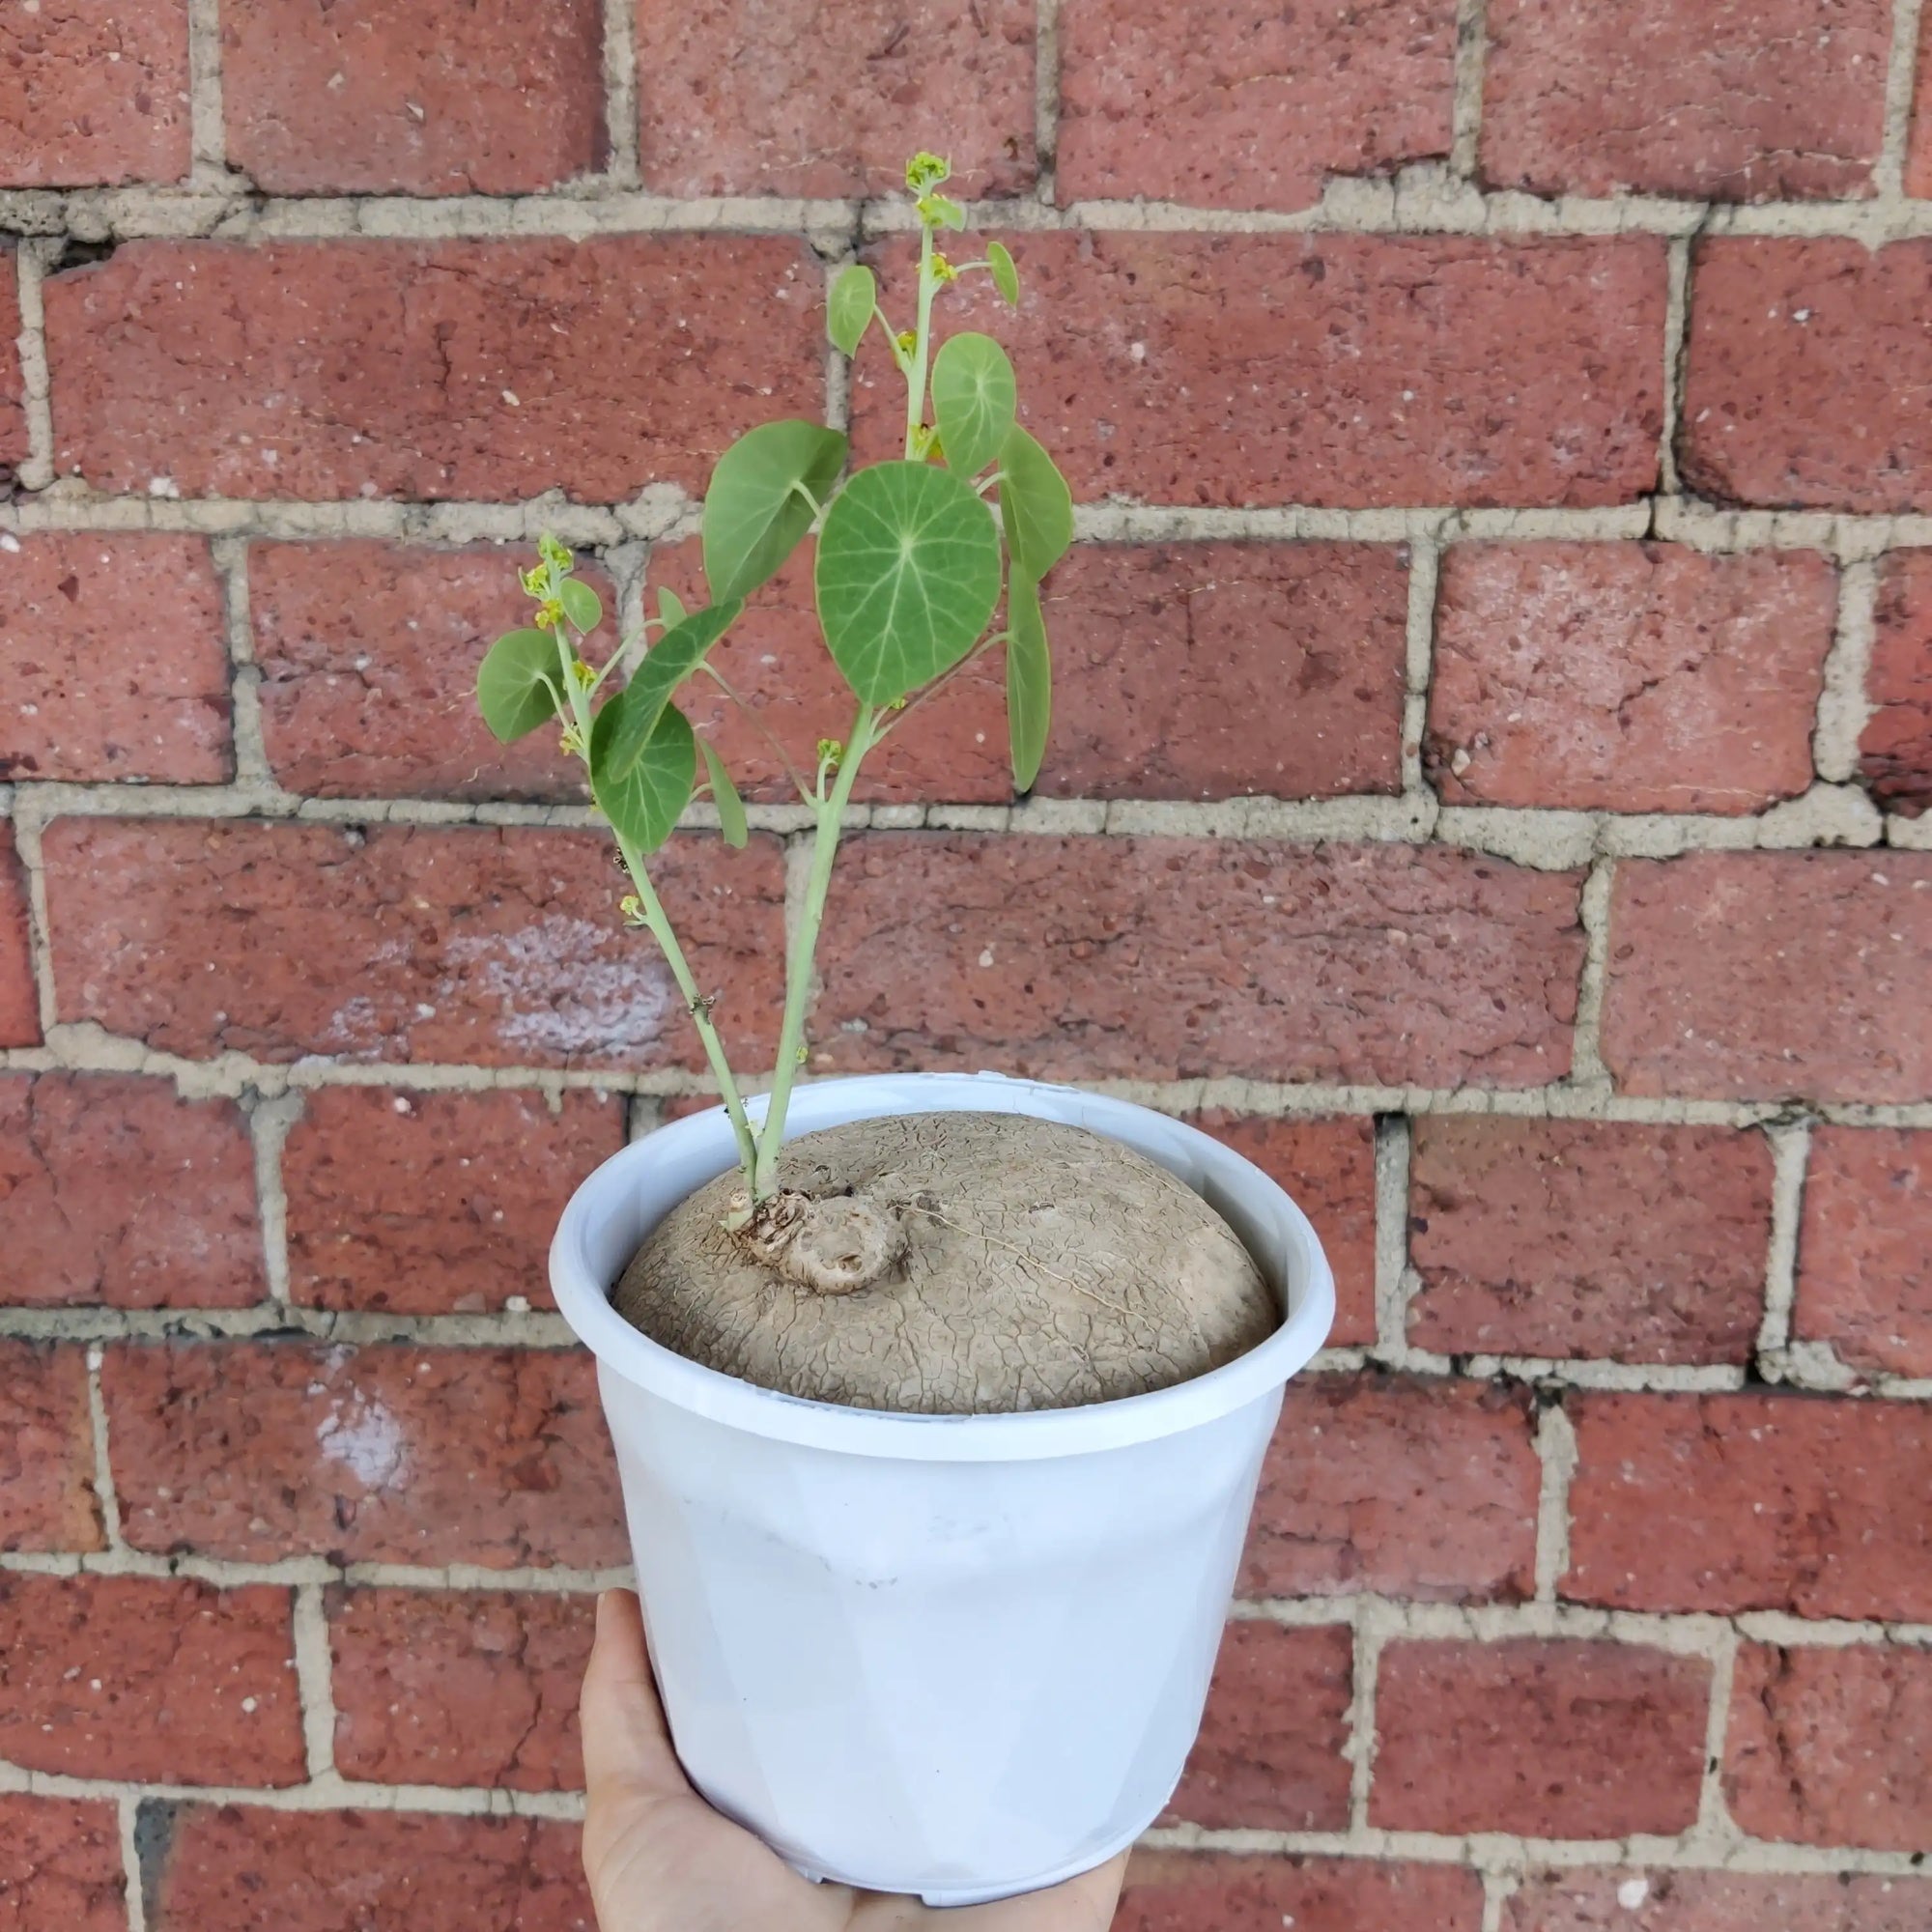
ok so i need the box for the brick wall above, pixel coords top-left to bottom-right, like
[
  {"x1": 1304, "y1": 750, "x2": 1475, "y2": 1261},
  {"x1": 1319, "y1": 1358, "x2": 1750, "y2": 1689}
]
[{"x1": 3, "y1": 3, "x2": 1931, "y2": 1929}]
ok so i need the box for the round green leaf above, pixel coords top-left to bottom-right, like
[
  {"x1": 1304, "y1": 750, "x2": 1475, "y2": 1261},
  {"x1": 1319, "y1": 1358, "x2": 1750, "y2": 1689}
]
[
  {"x1": 814, "y1": 461, "x2": 1002, "y2": 706},
  {"x1": 600, "y1": 599, "x2": 742, "y2": 782},
  {"x1": 828, "y1": 264, "x2": 876, "y2": 357},
  {"x1": 476, "y1": 628, "x2": 565, "y2": 743},
  {"x1": 999, "y1": 425, "x2": 1073, "y2": 580},
  {"x1": 558, "y1": 578, "x2": 602, "y2": 633},
  {"x1": 591, "y1": 700, "x2": 695, "y2": 854},
  {"x1": 930, "y1": 332, "x2": 1016, "y2": 479},
  {"x1": 987, "y1": 241, "x2": 1019, "y2": 307},
  {"x1": 656, "y1": 585, "x2": 687, "y2": 628},
  {"x1": 703, "y1": 420, "x2": 849, "y2": 604},
  {"x1": 1006, "y1": 576, "x2": 1051, "y2": 791},
  {"x1": 698, "y1": 737, "x2": 749, "y2": 848}
]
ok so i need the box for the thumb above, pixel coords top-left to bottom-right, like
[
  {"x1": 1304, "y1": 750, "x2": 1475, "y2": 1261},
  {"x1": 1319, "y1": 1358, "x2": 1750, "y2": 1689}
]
[{"x1": 580, "y1": 1588, "x2": 691, "y2": 1800}]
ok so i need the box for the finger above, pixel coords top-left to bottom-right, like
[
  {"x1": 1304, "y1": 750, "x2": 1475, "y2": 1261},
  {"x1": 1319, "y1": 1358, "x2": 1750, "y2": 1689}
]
[{"x1": 580, "y1": 1588, "x2": 691, "y2": 1799}]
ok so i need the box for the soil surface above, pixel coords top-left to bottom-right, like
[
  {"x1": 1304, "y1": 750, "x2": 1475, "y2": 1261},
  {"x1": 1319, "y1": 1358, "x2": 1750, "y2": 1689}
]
[{"x1": 611, "y1": 1111, "x2": 1277, "y2": 1414}]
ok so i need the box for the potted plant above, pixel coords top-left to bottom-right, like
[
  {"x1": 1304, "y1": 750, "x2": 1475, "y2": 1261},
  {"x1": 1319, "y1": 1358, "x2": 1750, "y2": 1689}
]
[{"x1": 477, "y1": 154, "x2": 1335, "y2": 1907}]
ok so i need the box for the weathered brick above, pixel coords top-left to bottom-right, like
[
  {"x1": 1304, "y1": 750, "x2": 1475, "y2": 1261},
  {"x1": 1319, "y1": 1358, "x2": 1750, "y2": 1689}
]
[
  {"x1": 1426, "y1": 543, "x2": 1833, "y2": 814},
  {"x1": 44, "y1": 238, "x2": 823, "y2": 502},
  {"x1": 250, "y1": 542, "x2": 601, "y2": 802},
  {"x1": 0, "y1": 257, "x2": 24, "y2": 470},
  {"x1": 1162, "y1": 1621, "x2": 1352, "y2": 1831},
  {"x1": 0, "y1": 1342, "x2": 100, "y2": 1551},
  {"x1": 104, "y1": 1342, "x2": 625, "y2": 1569},
  {"x1": 223, "y1": 0, "x2": 605, "y2": 194},
  {"x1": 851, "y1": 235, "x2": 1665, "y2": 508},
  {"x1": 283, "y1": 1087, "x2": 622, "y2": 1315},
  {"x1": 0, "y1": 1074, "x2": 263, "y2": 1308},
  {"x1": 43, "y1": 818, "x2": 786, "y2": 1070},
  {"x1": 0, "y1": 1573, "x2": 302, "y2": 1784},
  {"x1": 0, "y1": 0, "x2": 189, "y2": 186},
  {"x1": 329, "y1": 1586, "x2": 591, "y2": 1789},
  {"x1": 1861, "y1": 548, "x2": 1932, "y2": 816},
  {"x1": 636, "y1": 0, "x2": 1035, "y2": 198},
  {"x1": 1564, "y1": 1391, "x2": 1932, "y2": 1618},
  {"x1": 813, "y1": 837, "x2": 1583, "y2": 1088},
  {"x1": 1724, "y1": 1642, "x2": 1932, "y2": 1851},
  {"x1": 0, "y1": 1796, "x2": 124, "y2": 1932},
  {"x1": 1481, "y1": 0, "x2": 1889, "y2": 201},
  {"x1": 1116, "y1": 1853, "x2": 1487, "y2": 1932},
  {"x1": 1193, "y1": 1114, "x2": 1378, "y2": 1346},
  {"x1": 1600, "y1": 852, "x2": 1932, "y2": 1103},
  {"x1": 1056, "y1": 0, "x2": 1454, "y2": 211},
  {"x1": 0, "y1": 534, "x2": 231, "y2": 784},
  {"x1": 147, "y1": 1807, "x2": 592, "y2": 1932},
  {"x1": 1681, "y1": 241, "x2": 1932, "y2": 513},
  {"x1": 1373, "y1": 1637, "x2": 1709, "y2": 1837},
  {"x1": 1407, "y1": 1118, "x2": 1771, "y2": 1363},
  {"x1": 1795, "y1": 1127, "x2": 1932, "y2": 1376},
  {"x1": 1503, "y1": 1869, "x2": 1932, "y2": 1932},
  {"x1": 1239, "y1": 1376, "x2": 1540, "y2": 1602},
  {"x1": 0, "y1": 823, "x2": 36, "y2": 1047},
  {"x1": 1908, "y1": 4, "x2": 1932, "y2": 197}
]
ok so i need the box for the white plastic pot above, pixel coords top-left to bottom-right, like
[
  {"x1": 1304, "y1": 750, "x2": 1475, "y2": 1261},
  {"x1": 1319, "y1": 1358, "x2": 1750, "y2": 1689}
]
[{"x1": 549, "y1": 1071, "x2": 1334, "y2": 1907}]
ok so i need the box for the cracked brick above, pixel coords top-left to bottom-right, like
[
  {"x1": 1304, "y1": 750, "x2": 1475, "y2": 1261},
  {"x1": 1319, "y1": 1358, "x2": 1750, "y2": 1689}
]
[
  {"x1": 1503, "y1": 1868, "x2": 1932, "y2": 1931},
  {"x1": 1117, "y1": 1853, "x2": 1486, "y2": 1932},
  {"x1": 1861, "y1": 548, "x2": 1932, "y2": 817},
  {"x1": 0, "y1": 824, "x2": 34, "y2": 1050},
  {"x1": 1795, "y1": 1126, "x2": 1932, "y2": 1377},
  {"x1": 0, "y1": 1795, "x2": 123, "y2": 1932},
  {"x1": 0, "y1": 1341, "x2": 101, "y2": 1552}
]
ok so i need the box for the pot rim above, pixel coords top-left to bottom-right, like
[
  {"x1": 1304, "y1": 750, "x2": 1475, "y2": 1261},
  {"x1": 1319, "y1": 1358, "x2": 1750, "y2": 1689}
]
[{"x1": 549, "y1": 1070, "x2": 1334, "y2": 1462}]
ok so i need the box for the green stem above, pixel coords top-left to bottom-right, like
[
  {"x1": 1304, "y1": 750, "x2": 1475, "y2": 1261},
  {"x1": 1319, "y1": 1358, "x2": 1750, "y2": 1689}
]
[
  {"x1": 752, "y1": 700, "x2": 878, "y2": 1201},
  {"x1": 903, "y1": 222, "x2": 937, "y2": 460}
]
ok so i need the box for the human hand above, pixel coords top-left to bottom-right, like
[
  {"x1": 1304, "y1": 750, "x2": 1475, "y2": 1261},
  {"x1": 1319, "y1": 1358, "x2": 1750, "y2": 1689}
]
[{"x1": 580, "y1": 1589, "x2": 1128, "y2": 1932}]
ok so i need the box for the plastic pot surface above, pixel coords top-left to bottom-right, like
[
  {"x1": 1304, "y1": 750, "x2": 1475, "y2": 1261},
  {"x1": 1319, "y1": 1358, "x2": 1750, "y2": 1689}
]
[{"x1": 549, "y1": 1071, "x2": 1334, "y2": 1906}]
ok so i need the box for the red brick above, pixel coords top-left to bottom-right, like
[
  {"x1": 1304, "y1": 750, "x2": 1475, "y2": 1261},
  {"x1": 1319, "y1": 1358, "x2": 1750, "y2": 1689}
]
[
  {"x1": 1861, "y1": 548, "x2": 1932, "y2": 816},
  {"x1": 1426, "y1": 543, "x2": 1833, "y2": 814},
  {"x1": 0, "y1": 1074, "x2": 263, "y2": 1309},
  {"x1": 251, "y1": 542, "x2": 603, "y2": 802},
  {"x1": 1909, "y1": 5, "x2": 1932, "y2": 197},
  {"x1": 1161, "y1": 1621, "x2": 1352, "y2": 1831},
  {"x1": 1374, "y1": 1637, "x2": 1709, "y2": 1837},
  {"x1": 1193, "y1": 1115, "x2": 1377, "y2": 1346},
  {"x1": 1503, "y1": 1868, "x2": 1932, "y2": 1932},
  {"x1": 1116, "y1": 1852, "x2": 1486, "y2": 1932},
  {"x1": 0, "y1": 824, "x2": 36, "y2": 1046},
  {"x1": 223, "y1": 0, "x2": 604, "y2": 195},
  {"x1": 147, "y1": 1807, "x2": 592, "y2": 1932},
  {"x1": 851, "y1": 235, "x2": 1665, "y2": 509},
  {"x1": 1239, "y1": 1376, "x2": 1540, "y2": 1602},
  {"x1": 1057, "y1": 0, "x2": 1454, "y2": 211},
  {"x1": 1407, "y1": 1118, "x2": 1771, "y2": 1363},
  {"x1": 1564, "y1": 1391, "x2": 1932, "y2": 1618},
  {"x1": 1796, "y1": 1127, "x2": 1932, "y2": 1375},
  {"x1": 814, "y1": 836, "x2": 1583, "y2": 1088},
  {"x1": 0, "y1": 534, "x2": 231, "y2": 784},
  {"x1": 45, "y1": 238, "x2": 823, "y2": 502},
  {"x1": 0, "y1": 259, "x2": 24, "y2": 470},
  {"x1": 1724, "y1": 1642, "x2": 1932, "y2": 1851},
  {"x1": 1600, "y1": 852, "x2": 1932, "y2": 1104},
  {"x1": 1481, "y1": 0, "x2": 1888, "y2": 201},
  {"x1": 0, "y1": 1796, "x2": 124, "y2": 1932},
  {"x1": 0, "y1": 1342, "x2": 100, "y2": 1551},
  {"x1": 283, "y1": 1087, "x2": 621, "y2": 1315},
  {"x1": 329, "y1": 1586, "x2": 591, "y2": 1789},
  {"x1": 0, "y1": 1573, "x2": 301, "y2": 1785},
  {"x1": 104, "y1": 1342, "x2": 625, "y2": 1568},
  {"x1": 43, "y1": 818, "x2": 786, "y2": 1070},
  {"x1": 637, "y1": 0, "x2": 1035, "y2": 198},
  {"x1": 1681, "y1": 241, "x2": 1932, "y2": 513},
  {"x1": 0, "y1": 0, "x2": 189, "y2": 187}
]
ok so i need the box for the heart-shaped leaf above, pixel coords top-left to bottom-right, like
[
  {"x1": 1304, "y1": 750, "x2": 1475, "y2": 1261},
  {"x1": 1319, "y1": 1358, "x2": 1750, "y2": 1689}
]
[
  {"x1": 599, "y1": 600, "x2": 742, "y2": 782},
  {"x1": 558, "y1": 579, "x2": 602, "y2": 634},
  {"x1": 656, "y1": 585, "x2": 687, "y2": 629},
  {"x1": 477, "y1": 628, "x2": 565, "y2": 743},
  {"x1": 1006, "y1": 576, "x2": 1051, "y2": 791},
  {"x1": 986, "y1": 241, "x2": 1019, "y2": 307},
  {"x1": 828, "y1": 264, "x2": 876, "y2": 357},
  {"x1": 590, "y1": 699, "x2": 696, "y2": 853},
  {"x1": 999, "y1": 425, "x2": 1073, "y2": 580},
  {"x1": 931, "y1": 332, "x2": 1016, "y2": 480},
  {"x1": 814, "y1": 460, "x2": 1002, "y2": 706},
  {"x1": 698, "y1": 737, "x2": 749, "y2": 848},
  {"x1": 703, "y1": 420, "x2": 849, "y2": 603}
]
